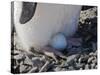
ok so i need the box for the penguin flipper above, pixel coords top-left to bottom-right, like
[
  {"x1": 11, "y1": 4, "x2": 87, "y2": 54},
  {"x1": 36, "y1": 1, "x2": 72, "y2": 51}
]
[{"x1": 20, "y1": 2, "x2": 37, "y2": 24}]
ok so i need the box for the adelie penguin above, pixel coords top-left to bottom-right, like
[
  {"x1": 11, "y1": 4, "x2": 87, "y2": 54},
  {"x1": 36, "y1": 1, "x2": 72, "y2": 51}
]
[{"x1": 12, "y1": 1, "x2": 82, "y2": 62}]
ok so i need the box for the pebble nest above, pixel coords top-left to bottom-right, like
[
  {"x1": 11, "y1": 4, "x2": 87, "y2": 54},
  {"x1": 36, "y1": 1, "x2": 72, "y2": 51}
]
[{"x1": 11, "y1": 6, "x2": 97, "y2": 74}]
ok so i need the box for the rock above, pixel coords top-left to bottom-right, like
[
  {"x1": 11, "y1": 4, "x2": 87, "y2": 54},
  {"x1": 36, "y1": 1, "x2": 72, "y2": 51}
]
[
  {"x1": 13, "y1": 52, "x2": 24, "y2": 60},
  {"x1": 91, "y1": 63, "x2": 96, "y2": 69},
  {"x1": 24, "y1": 56, "x2": 33, "y2": 66},
  {"x1": 88, "y1": 57, "x2": 94, "y2": 64},
  {"x1": 66, "y1": 54, "x2": 78, "y2": 64},
  {"x1": 28, "y1": 67, "x2": 38, "y2": 73},
  {"x1": 92, "y1": 58, "x2": 97, "y2": 64},
  {"x1": 89, "y1": 52, "x2": 94, "y2": 56},
  {"x1": 85, "y1": 64, "x2": 89, "y2": 69},
  {"x1": 68, "y1": 66, "x2": 74, "y2": 70},
  {"x1": 20, "y1": 64, "x2": 27, "y2": 73},
  {"x1": 54, "y1": 67, "x2": 62, "y2": 71},
  {"x1": 75, "y1": 63, "x2": 84, "y2": 69},
  {"x1": 32, "y1": 57, "x2": 45, "y2": 71}
]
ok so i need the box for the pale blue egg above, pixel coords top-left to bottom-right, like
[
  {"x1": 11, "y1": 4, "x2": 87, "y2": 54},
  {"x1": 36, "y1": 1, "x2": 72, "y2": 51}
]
[{"x1": 50, "y1": 33, "x2": 67, "y2": 51}]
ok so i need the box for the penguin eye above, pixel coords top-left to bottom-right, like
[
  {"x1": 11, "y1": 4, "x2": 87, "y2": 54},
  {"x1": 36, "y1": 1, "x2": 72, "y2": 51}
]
[{"x1": 20, "y1": 2, "x2": 37, "y2": 24}]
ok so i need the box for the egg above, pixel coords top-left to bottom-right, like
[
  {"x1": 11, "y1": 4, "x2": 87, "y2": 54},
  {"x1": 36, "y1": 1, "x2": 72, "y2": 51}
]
[{"x1": 50, "y1": 33, "x2": 67, "y2": 51}]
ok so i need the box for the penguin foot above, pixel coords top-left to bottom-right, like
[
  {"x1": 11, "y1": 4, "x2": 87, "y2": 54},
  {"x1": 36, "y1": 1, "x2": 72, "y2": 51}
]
[{"x1": 41, "y1": 47, "x2": 67, "y2": 63}]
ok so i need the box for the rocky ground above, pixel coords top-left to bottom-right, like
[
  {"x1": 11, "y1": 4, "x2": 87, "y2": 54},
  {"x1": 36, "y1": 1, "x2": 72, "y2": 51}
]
[{"x1": 11, "y1": 6, "x2": 97, "y2": 74}]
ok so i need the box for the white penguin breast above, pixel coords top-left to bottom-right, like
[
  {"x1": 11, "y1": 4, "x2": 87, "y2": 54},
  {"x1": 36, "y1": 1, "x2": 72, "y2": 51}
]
[{"x1": 14, "y1": 2, "x2": 81, "y2": 51}]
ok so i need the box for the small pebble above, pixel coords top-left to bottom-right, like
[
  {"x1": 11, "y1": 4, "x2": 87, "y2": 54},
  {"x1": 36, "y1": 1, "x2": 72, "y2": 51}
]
[
  {"x1": 88, "y1": 57, "x2": 94, "y2": 64},
  {"x1": 78, "y1": 57, "x2": 83, "y2": 63},
  {"x1": 67, "y1": 54, "x2": 78, "y2": 63},
  {"x1": 91, "y1": 63, "x2": 96, "y2": 69},
  {"x1": 13, "y1": 53, "x2": 24, "y2": 60},
  {"x1": 95, "y1": 65, "x2": 97, "y2": 69},
  {"x1": 75, "y1": 63, "x2": 84, "y2": 68},
  {"x1": 89, "y1": 52, "x2": 94, "y2": 56},
  {"x1": 79, "y1": 68, "x2": 83, "y2": 70},
  {"x1": 13, "y1": 50, "x2": 21, "y2": 55},
  {"x1": 68, "y1": 66, "x2": 74, "y2": 70},
  {"x1": 54, "y1": 67, "x2": 62, "y2": 71},
  {"x1": 24, "y1": 56, "x2": 33, "y2": 65},
  {"x1": 85, "y1": 64, "x2": 89, "y2": 69},
  {"x1": 61, "y1": 68, "x2": 66, "y2": 71},
  {"x1": 92, "y1": 58, "x2": 97, "y2": 64},
  {"x1": 29, "y1": 67, "x2": 38, "y2": 73},
  {"x1": 20, "y1": 64, "x2": 27, "y2": 73}
]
